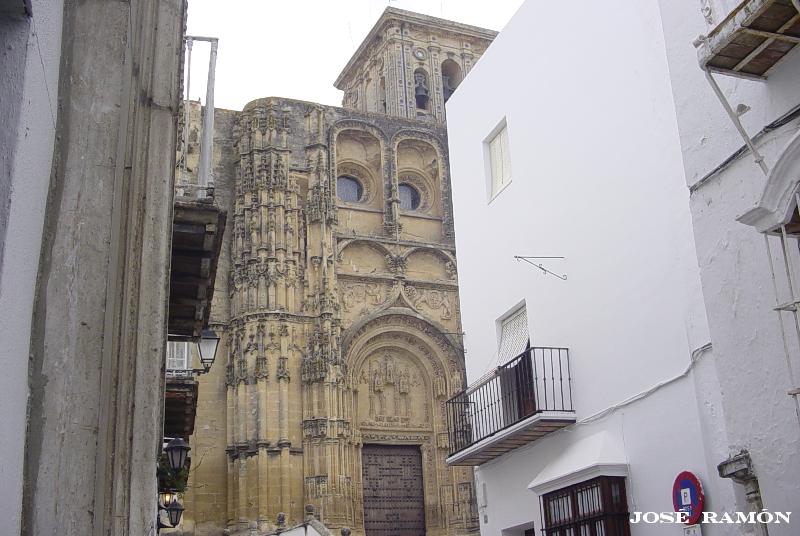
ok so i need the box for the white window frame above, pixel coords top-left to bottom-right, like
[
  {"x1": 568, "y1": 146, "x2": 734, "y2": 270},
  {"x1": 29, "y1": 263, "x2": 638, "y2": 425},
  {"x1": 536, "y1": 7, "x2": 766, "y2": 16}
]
[
  {"x1": 167, "y1": 341, "x2": 190, "y2": 371},
  {"x1": 496, "y1": 302, "x2": 529, "y2": 365},
  {"x1": 484, "y1": 118, "x2": 512, "y2": 202}
]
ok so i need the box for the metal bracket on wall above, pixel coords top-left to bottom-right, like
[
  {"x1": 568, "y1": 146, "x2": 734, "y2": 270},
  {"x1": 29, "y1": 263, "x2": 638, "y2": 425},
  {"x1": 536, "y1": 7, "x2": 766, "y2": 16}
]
[{"x1": 514, "y1": 256, "x2": 567, "y2": 281}]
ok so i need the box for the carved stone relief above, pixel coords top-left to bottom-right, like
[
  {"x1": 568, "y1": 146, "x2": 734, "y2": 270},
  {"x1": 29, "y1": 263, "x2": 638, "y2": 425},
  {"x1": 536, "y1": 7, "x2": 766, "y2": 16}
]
[{"x1": 357, "y1": 352, "x2": 430, "y2": 428}]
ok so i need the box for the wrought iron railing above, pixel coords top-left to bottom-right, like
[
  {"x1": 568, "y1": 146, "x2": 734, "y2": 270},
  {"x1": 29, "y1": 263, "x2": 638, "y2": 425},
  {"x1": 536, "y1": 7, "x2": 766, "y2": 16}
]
[
  {"x1": 446, "y1": 347, "x2": 573, "y2": 456},
  {"x1": 166, "y1": 368, "x2": 194, "y2": 380}
]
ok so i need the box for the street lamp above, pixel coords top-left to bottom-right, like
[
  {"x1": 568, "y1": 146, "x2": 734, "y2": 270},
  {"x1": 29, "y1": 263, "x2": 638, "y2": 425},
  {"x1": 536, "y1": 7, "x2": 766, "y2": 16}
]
[
  {"x1": 159, "y1": 489, "x2": 177, "y2": 508},
  {"x1": 166, "y1": 499, "x2": 185, "y2": 527},
  {"x1": 197, "y1": 329, "x2": 220, "y2": 373},
  {"x1": 164, "y1": 437, "x2": 191, "y2": 471}
]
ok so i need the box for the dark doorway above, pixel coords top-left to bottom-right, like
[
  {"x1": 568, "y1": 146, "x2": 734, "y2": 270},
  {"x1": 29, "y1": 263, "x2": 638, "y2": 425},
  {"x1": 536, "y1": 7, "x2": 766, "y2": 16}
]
[{"x1": 362, "y1": 444, "x2": 426, "y2": 535}]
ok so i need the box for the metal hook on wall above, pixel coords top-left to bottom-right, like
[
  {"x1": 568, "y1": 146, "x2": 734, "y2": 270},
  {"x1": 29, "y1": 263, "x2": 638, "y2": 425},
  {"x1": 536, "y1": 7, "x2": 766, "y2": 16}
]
[{"x1": 514, "y1": 256, "x2": 567, "y2": 281}]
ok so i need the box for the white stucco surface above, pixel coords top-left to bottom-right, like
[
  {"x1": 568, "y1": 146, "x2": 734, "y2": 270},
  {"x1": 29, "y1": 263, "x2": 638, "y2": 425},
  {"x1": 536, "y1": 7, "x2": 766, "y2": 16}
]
[
  {"x1": 0, "y1": 1, "x2": 64, "y2": 531},
  {"x1": 658, "y1": 0, "x2": 800, "y2": 531},
  {"x1": 446, "y1": 0, "x2": 736, "y2": 533}
]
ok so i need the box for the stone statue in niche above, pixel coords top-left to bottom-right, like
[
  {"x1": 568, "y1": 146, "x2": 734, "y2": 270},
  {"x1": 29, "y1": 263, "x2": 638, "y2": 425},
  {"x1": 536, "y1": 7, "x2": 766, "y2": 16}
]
[
  {"x1": 245, "y1": 334, "x2": 257, "y2": 354},
  {"x1": 360, "y1": 354, "x2": 423, "y2": 423},
  {"x1": 371, "y1": 366, "x2": 385, "y2": 417},
  {"x1": 414, "y1": 72, "x2": 429, "y2": 110}
]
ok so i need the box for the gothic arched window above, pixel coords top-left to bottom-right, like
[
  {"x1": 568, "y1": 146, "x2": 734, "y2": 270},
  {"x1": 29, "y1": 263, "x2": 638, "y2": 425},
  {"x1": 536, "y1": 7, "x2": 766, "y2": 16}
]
[{"x1": 337, "y1": 175, "x2": 363, "y2": 203}]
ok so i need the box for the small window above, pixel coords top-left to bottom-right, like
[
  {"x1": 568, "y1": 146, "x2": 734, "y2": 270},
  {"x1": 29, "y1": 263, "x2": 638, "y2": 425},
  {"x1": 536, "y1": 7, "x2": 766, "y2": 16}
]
[
  {"x1": 497, "y1": 306, "x2": 529, "y2": 364},
  {"x1": 542, "y1": 477, "x2": 630, "y2": 536},
  {"x1": 337, "y1": 175, "x2": 363, "y2": 203},
  {"x1": 486, "y1": 121, "x2": 512, "y2": 200},
  {"x1": 398, "y1": 183, "x2": 421, "y2": 211},
  {"x1": 167, "y1": 342, "x2": 189, "y2": 371}
]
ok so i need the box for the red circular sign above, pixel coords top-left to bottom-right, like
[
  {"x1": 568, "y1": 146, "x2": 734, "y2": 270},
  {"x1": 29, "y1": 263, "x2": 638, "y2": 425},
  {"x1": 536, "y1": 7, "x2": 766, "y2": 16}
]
[{"x1": 672, "y1": 471, "x2": 704, "y2": 525}]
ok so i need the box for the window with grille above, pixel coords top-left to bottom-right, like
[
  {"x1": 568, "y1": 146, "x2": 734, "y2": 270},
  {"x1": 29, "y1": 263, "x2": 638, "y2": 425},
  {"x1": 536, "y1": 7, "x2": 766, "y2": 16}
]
[
  {"x1": 542, "y1": 476, "x2": 630, "y2": 536},
  {"x1": 167, "y1": 342, "x2": 189, "y2": 371},
  {"x1": 486, "y1": 119, "x2": 512, "y2": 200}
]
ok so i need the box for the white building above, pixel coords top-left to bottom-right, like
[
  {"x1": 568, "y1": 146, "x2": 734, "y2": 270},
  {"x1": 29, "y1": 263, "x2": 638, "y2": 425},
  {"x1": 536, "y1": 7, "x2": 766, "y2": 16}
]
[
  {"x1": 441, "y1": 0, "x2": 799, "y2": 534},
  {"x1": 659, "y1": 0, "x2": 800, "y2": 525}
]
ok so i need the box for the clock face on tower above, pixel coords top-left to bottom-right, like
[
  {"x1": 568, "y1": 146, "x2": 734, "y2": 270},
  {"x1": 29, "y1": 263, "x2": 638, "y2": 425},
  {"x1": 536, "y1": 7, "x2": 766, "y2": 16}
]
[{"x1": 413, "y1": 48, "x2": 426, "y2": 60}]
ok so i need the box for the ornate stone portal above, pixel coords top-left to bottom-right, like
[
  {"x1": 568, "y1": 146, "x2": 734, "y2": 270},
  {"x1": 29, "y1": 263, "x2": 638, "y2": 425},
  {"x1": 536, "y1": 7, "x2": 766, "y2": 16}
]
[{"x1": 182, "y1": 8, "x2": 495, "y2": 536}]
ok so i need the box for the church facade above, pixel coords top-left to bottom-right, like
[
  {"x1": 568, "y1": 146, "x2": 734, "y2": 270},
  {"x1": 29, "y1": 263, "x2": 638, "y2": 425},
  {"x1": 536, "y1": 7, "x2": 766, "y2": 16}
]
[{"x1": 181, "y1": 9, "x2": 496, "y2": 536}]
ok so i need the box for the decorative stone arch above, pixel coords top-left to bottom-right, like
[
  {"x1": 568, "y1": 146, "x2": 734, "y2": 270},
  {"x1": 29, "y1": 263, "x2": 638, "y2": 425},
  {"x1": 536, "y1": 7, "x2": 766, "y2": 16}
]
[
  {"x1": 392, "y1": 130, "x2": 449, "y2": 191},
  {"x1": 342, "y1": 310, "x2": 462, "y2": 374},
  {"x1": 345, "y1": 311, "x2": 468, "y2": 534},
  {"x1": 330, "y1": 120, "x2": 395, "y2": 227},
  {"x1": 329, "y1": 120, "x2": 391, "y2": 173},
  {"x1": 402, "y1": 246, "x2": 458, "y2": 281},
  {"x1": 343, "y1": 311, "x2": 465, "y2": 438},
  {"x1": 392, "y1": 129, "x2": 455, "y2": 236},
  {"x1": 401, "y1": 245, "x2": 456, "y2": 265},
  {"x1": 336, "y1": 238, "x2": 394, "y2": 269},
  {"x1": 738, "y1": 130, "x2": 800, "y2": 233}
]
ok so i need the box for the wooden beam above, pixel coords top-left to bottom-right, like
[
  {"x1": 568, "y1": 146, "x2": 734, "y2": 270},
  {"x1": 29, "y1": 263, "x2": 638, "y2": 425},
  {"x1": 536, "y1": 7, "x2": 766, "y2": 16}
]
[
  {"x1": 735, "y1": 14, "x2": 800, "y2": 71},
  {"x1": 741, "y1": 27, "x2": 800, "y2": 43}
]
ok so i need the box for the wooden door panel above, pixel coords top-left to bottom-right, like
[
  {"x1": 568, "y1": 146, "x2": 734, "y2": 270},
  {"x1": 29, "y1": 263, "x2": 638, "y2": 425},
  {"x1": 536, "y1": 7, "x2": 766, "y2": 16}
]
[{"x1": 362, "y1": 444, "x2": 426, "y2": 535}]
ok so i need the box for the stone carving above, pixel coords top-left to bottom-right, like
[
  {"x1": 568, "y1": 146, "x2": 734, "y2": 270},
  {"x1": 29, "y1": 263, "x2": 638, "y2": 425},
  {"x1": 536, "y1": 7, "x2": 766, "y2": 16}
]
[
  {"x1": 254, "y1": 355, "x2": 269, "y2": 380},
  {"x1": 277, "y1": 356, "x2": 290, "y2": 380},
  {"x1": 340, "y1": 282, "x2": 386, "y2": 312},
  {"x1": 405, "y1": 284, "x2": 453, "y2": 319},
  {"x1": 445, "y1": 260, "x2": 457, "y2": 280},
  {"x1": 700, "y1": 0, "x2": 714, "y2": 24},
  {"x1": 385, "y1": 254, "x2": 407, "y2": 274},
  {"x1": 358, "y1": 353, "x2": 427, "y2": 427}
]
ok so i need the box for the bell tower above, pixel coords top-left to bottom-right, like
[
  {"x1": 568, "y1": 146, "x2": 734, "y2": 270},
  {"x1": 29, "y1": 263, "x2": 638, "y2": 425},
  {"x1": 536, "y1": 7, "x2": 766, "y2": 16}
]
[{"x1": 334, "y1": 8, "x2": 496, "y2": 123}]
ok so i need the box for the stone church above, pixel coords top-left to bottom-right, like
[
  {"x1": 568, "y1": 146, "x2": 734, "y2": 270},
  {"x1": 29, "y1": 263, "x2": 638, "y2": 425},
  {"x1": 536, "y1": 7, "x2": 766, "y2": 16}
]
[{"x1": 180, "y1": 9, "x2": 496, "y2": 536}]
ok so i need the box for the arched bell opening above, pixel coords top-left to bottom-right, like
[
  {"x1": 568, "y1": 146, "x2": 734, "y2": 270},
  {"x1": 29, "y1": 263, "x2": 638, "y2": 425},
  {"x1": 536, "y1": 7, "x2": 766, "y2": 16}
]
[{"x1": 441, "y1": 59, "x2": 462, "y2": 103}]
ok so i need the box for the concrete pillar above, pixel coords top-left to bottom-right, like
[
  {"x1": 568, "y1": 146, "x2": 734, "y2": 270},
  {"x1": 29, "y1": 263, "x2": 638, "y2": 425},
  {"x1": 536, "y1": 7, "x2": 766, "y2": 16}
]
[{"x1": 21, "y1": 1, "x2": 186, "y2": 534}]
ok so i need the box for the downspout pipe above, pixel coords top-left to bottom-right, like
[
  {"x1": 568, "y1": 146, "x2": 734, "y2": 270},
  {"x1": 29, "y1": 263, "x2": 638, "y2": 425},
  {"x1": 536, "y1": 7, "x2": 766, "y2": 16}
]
[{"x1": 703, "y1": 68, "x2": 769, "y2": 176}]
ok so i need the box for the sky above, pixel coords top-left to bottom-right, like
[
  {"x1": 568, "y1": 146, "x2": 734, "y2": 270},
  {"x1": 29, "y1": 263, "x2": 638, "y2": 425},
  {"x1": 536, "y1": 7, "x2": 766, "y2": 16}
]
[{"x1": 185, "y1": 0, "x2": 524, "y2": 111}]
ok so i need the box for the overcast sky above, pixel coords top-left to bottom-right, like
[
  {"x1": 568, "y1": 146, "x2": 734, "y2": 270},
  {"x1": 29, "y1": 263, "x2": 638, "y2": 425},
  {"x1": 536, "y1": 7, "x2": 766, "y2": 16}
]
[{"x1": 185, "y1": 0, "x2": 524, "y2": 111}]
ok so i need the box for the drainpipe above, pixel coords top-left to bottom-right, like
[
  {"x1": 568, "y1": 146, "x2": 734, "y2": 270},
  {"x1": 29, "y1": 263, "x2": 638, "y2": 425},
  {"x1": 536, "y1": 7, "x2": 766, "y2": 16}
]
[
  {"x1": 718, "y1": 451, "x2": 769, "y2": 536},
  {"x1": 197, "y1": 38, "x2": 218, "y2": 198},
  {"x1": 703, "y1": 68, "x2": 769, "y2": 176}
]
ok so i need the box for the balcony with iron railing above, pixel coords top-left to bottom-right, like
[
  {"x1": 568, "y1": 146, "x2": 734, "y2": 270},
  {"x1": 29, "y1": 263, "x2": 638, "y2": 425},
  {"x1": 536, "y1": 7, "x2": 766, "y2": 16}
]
[{"x1": 445, "y1": 347, "x2": 576, "y2": 466}]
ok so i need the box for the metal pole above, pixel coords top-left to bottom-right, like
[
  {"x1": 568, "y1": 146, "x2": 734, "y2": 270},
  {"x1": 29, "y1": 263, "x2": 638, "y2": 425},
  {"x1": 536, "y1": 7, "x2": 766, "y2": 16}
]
[
  {"x1": 703, "y1": 69, "x2": 769, "y2": 176},
  {"x1": 765, "y1": 233, "x2": 800, "y2": 429},
  {"x1": 182, "y1": 37, "x2": 193, "y2": 183},
  {"x1": 197, "y1": 38, "x2": 218, "y2": 197}
]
